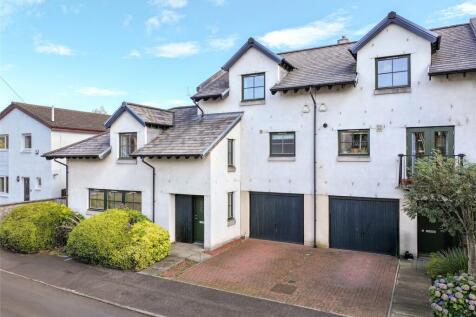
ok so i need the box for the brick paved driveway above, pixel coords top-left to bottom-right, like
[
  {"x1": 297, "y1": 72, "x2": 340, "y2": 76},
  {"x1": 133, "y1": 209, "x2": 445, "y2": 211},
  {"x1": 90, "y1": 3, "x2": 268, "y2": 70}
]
[{"x1": 175, "y1": 239, "x2": 398, "y2": 317}]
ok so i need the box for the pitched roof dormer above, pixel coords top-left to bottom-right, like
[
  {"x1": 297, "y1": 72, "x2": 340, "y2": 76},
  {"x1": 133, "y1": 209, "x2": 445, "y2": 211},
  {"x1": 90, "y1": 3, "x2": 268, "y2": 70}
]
[
  {"x1": 221, "y1": 37, "x2": 294, "y2": 72},
  {"x1": 349, "y1": 11, "x2": 441, "y2": 57},
  {"x1": 104, "y1": 102, "x2": 174, "y2": 129}
]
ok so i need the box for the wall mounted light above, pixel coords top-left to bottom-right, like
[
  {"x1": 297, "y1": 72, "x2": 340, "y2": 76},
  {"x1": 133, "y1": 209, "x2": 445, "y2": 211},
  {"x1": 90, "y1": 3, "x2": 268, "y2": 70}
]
[
  {"x1": 302, "y1": 105, "x2": 310, "y2": 113},
  {"x1": 16, "y1": 176, "x2": 20, "y2": 182},
  {"x1": 318, "y1": 103, "x2": 327, "y2": 112}
]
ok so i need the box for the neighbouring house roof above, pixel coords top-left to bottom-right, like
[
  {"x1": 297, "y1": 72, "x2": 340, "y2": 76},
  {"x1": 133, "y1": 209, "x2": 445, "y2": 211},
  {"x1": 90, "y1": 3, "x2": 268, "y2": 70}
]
[
  {"x1": 43, "y1": 132, "x2": 111, "y2": 159},
  {"x1": 0, "y1": 102, "x2": 109, "y2": 133},
  {"x1": 349, "y1": 11, "x2": 441, "y2": 56},
  {"x1": 104, "y1": 102, "x2": 174, "y2": 128},
  {"x1": 192, "y1": 14, "x2": 475, "y2": 99},
  {"x1": 132, "y1": 106, "x2": 242, "y2": 158},
  {"x1": 43, "y1": 106, "x2": 242, "y2": 160},
  {"x1": 429, "y1": 23, "x2": 476, "y2": 76}
]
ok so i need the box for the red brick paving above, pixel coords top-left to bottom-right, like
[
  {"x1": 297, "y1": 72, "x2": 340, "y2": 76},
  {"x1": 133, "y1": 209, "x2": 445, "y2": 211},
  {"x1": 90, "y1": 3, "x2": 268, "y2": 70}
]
[{"x1": 176, "y1": 239, "x2": 398, "y2": 317}]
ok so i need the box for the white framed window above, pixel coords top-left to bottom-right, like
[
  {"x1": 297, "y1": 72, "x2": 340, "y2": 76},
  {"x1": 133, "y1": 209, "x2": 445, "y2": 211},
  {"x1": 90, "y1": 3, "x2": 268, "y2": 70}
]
[
  {"x1": 22, "y1": 133, "x2": 32, "y2": 151},
  {"x1": 0, "y1": 135, "x2": 8, "y2": 150},
  {"x1": 36, "y1": 177, "x2": 42, "y2": 190},
  {"x1": 0, "y1": 176, "x2": 8, "y2": 194}
]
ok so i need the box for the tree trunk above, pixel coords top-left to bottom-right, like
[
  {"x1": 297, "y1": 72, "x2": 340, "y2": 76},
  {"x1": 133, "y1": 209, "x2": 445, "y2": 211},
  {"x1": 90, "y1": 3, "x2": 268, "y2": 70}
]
[{"x1": 467, "y1": 236, "x2": 476, "y2": 277}]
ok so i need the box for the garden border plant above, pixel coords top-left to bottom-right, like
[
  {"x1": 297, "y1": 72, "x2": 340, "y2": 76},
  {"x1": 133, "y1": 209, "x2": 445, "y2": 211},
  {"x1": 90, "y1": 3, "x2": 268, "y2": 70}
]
[{"x1": 66, "y1": 209, "x2": 170, "y2": 271}]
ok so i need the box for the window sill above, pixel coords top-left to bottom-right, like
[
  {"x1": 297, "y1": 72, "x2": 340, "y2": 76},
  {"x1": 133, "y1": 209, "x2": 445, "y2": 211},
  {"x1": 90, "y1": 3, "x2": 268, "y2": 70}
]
[
  {"x1": 374, "y1": 87, "x2": 411, "y2": 95},
  {"x1": 21, "y1": 150, "x2": 32, "y2": 153},
  {"x1": 35, "y1": 188, "x2": 41, "y2": 191},
  {"x1": 228, "y1": 166, "x2": 236, "y2": 172},
  {"x1": 240, "y1": 99, "x2": 266, "y2": 106},
  {"x1": 336, "y1": 156, "x2": 371, "y2": 162},
  {"x1": 117, "y1": 159, "x2": 137, "y2": 165},
  {"x1": 0, "y1": 193, "x2": 8, "y2": 197},
  {"x1": 0, "y1": 149, "x2": 8, "y2": 152},
  {"x1": 268, "y1": 156, "x2": 296, "y2": 162},
  {"x1": 86, "y1": 209, "x2": 103, "y2": 216},
  {"x1": 227, "y1": 218, "x2": 236, "y2": 227}
]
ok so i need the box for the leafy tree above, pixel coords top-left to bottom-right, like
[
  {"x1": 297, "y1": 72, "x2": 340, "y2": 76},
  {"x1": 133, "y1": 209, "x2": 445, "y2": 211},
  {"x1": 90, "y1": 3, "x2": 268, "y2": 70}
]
[
  {"x1": 404, "y1": 153, "x2": 476, "y2": 275},
  {"x1": 92, "y1": 106, "x2": 108, "y2": 114}
]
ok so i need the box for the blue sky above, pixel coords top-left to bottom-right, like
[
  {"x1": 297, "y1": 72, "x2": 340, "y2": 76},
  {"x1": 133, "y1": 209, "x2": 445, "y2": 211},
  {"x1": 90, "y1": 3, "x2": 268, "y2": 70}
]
[{"x1": 0, "y1": 0, "x2": 475, "y2": 113}]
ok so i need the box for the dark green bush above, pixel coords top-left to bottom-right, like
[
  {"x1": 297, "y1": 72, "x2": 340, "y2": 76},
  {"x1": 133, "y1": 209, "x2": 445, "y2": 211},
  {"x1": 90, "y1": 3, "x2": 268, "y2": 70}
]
[
  {"x1": 66, "y1": 209, "x2": 170, "y2": 271},
  {"x1": 427, "y1": 248, "x2": 468, "y2": 279},
  {"x1": 0, "y1": 202, "x2": 79, "y2": 253}
]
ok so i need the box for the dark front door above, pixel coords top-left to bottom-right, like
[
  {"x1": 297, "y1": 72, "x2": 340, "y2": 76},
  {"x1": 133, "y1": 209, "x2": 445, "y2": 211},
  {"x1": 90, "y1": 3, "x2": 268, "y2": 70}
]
[
  {"x1": 418, "y1": 215, "x2": 459, "y2": 254},
  {"x1": 23, "y1": 177, "x2": 30, "y2": 201},
  {"x1": 175, "y1": 195, "x2": 204, "y2": 244},
  {"x1": 330, "y1": 196, "x2": 399, "y2": 256},
  {"x1": 193, "y1": 196, "x2": 204, "y2": 244},
  {"x1": 250, "y1": 192, "x2": 304, "y2": 244}
]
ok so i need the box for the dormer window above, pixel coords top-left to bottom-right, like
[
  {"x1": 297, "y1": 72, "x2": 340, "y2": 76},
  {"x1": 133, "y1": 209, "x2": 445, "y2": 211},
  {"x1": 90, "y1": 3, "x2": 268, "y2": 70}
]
[
  {"x1": 376, "y1": 55, "x2": 410, "y2": 89},
  {"x1": 242, "y1": 73, "x2": 265, "y2": 101},
  {"x1": 119, "y1": 132, "x2": 137, "y2": 159}
]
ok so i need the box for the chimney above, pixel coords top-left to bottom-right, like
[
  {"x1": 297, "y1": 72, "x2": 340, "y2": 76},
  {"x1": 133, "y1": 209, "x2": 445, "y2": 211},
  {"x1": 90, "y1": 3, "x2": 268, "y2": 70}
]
[
  {"x1": 51, "y1": 106, "x2": 55, "y2": 122},
  {"x1": 337, "y1": 35, "x2": 349, "y2": 44}
]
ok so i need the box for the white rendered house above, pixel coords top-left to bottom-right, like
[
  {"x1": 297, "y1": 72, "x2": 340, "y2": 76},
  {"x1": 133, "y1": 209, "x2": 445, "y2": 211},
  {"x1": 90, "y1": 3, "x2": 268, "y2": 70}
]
[
  {"x1": 0, "y1": 102, "x2": 108, "y2": 205},
  {"x1": 45, "y1": 12, "x2": 476, "y2": 255}
]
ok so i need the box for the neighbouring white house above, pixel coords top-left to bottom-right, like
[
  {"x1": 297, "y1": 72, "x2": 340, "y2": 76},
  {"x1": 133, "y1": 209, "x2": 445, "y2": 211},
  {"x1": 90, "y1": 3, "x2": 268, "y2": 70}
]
[
  {"x1": 44, "y1": 12, "x2": 476, "y2": 256},
  {"x1": 0, "y1": 102, "x2": 109, "y2": 205}
]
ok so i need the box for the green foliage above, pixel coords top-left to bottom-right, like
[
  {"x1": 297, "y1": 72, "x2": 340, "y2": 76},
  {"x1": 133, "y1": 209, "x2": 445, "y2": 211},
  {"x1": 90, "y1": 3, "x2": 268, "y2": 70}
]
[
  {"x1": 0, "y1": 202, "x2": 78, "y2": 253},
  {"x1": 427, "y1": 248, "x2": 469, "y2": 279},
  {"x1": 429, "y1": 273, "x2": 476, "y2": 316},
  {"x1": 66, "y1": 209, "x2": 170, "y2": 271}
]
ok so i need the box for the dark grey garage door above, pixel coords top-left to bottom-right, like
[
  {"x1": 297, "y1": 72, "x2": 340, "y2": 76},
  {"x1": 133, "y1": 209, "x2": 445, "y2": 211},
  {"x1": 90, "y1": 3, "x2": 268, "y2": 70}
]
[
  {"x1": 250, "y1": 192, "x2": 304, "y2": 244},
  {"x1": 330, "y1": 196, "x2": 399, "y2": 256}
]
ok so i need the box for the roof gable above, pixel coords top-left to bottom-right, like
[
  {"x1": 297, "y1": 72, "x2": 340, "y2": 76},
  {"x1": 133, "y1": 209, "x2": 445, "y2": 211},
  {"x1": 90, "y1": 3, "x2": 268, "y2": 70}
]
[
  {"x1": 350, "y1": 11, "x2": 441, "y2": 56},
  {"x1": 0, "y1": 102, "x2": 108, "y2": 133},
  {"x1": 104, "y1": 102, "x2": 174, "y2": 129},
  {"x1": 222, "y1": 37, "x2": 294, "y2": 72}
]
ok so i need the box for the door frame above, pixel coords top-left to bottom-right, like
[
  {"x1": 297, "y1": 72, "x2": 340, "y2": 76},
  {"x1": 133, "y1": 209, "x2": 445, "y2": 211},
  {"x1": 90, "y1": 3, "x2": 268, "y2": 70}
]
[
  {"x1": 406, "y1": 126, "x2": 455, "y2": 156},
  {"x1": 328, "y1": 195, "x2": 400, "y2": 256},
  {"x1": 175, "y1": 194, "x2": 204, "y2": 245}
]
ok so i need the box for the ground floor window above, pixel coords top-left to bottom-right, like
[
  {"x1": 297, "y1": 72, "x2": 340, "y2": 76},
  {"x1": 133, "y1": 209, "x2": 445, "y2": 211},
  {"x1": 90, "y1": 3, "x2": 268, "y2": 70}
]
[
  {"x1": 89, "y1": 188, "x2": 142, "y2": 212},
  {"x1": 0, "y1": 176, "x2": 8, "y2": 194},
  {"x1": 227, "y1": 192, "x2": 234, "y2": 220},
  {"x1": 338, "y1": 129, "x2": 369, "y2": 156}
]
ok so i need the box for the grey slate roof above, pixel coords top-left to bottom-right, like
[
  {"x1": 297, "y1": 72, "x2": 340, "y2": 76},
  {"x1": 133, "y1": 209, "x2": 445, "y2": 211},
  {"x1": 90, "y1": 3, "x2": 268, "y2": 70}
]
[
  {"x1": 43, "y1": 106, "x2": 242, "y2": 159},
  {"x1": 132, "y1": 106, "x2": 242, "y2": 158},
  {"x1": 43, "y1": 133, "x2": 111, "y2": 159},
  {"x1": 271, "y1": 42, "x2": 357, "y2": 92},
  {"x1": 429, "y1": 23, "x2": 476, "y2": 75},
  {"x1": 104, "y1": 102, "x2": 174, "y2": 128},
  {"x1": 192, "y1": 15, "x2": 476, "y2": 99}
]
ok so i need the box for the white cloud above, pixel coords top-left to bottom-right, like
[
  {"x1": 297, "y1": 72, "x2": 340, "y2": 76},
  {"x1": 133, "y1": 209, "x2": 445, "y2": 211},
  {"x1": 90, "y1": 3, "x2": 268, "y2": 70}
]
[
  {"x1": 439, "y1": 1, "x2": 476, "y2": 20},
  {"x1": 146, "y1": 10, "x2": 183, "y2": 33},
  {"x1": 60, "y1": 4, "x2": 82, "y2": 14},
  {"x1": 34, "y1": 34, "x2": 73, "y2": 56},
  {"x1": 124, "y1": 49, "x2": 142, "y2": 59},
  {"x1": 352, "y1": 23, "x2": 375, "y2": 37},
  {"x1": 78, "y1": 87, "x2": 126, "y2": 97},
  {"x1": 148, "y1": 41, "x2": 199, "y2": 58},
  {"x1": 0, "y1": 0, "x2": 45, "y2": 29},
  {"x1": 122, "y1": 14, "x2": 132, "y2": 28},
  {"x1": 258, "y1": 15, "x2": 348, "y2": 49},
  {"x1": 209, "y1": 35, "x2": 237, "y2": 51},
  {"x1": 148, "y1": 0, "x2": 187, "y2": 8},
  {"x1": 209, "y1": 0, "x2": 226, "y2": 6}
]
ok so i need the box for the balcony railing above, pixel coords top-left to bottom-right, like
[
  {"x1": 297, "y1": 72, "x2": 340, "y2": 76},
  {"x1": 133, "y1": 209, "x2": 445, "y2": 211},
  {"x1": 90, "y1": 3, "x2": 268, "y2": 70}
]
[{"x1": 398, "y1": 153, "x2": 465, "y2": 187}]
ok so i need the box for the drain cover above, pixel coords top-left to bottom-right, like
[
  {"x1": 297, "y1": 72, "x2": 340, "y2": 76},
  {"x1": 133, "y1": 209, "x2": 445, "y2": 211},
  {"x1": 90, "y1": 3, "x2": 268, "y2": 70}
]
[{"x1": 270, "y1": 283, "x2": 296, "y2": 295}]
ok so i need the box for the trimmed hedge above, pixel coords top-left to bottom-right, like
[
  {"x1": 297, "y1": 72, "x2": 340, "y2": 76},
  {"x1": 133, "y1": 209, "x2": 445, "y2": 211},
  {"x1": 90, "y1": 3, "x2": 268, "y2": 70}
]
[
  {"x1": 0, "y1": 202, "x2": 79, "y2": 253},
  {"x1": 66, "y1": 209, "x2": 170, "y2": 271}
]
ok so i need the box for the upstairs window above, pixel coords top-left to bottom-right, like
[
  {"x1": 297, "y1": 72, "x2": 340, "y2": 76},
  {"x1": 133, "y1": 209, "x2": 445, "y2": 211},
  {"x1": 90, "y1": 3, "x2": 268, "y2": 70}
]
[
  {"x1": 227, "y1": 139, "x2": 234, "y2": 167},
  {"x1": 376, "y1": 55, "x2": 410, "y2": 89},
  {"x1": 119, "y1": 132, "x2": 137, "y2": 159},
  {"x1": 270, "y1": 132, "x2": 295, "y2": 157},
  {"x1": 0, "y1": 135, "x2": 8, "y2": 150},
  {"x1": 22, "y1": 133, "x2": 32, "y2": 150},
  {"x1": 338, "y1": 130, "x2": 369, "y2": 156},
  {"x1": 242, "y1": 73, "x2": 265, "y2": 101}
]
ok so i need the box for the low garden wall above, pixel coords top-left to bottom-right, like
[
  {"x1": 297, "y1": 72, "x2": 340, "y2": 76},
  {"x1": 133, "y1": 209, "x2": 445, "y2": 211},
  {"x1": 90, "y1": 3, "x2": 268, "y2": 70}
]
[{"x1": 0, "y1": 198, "x2": 66, "y2": 219}]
